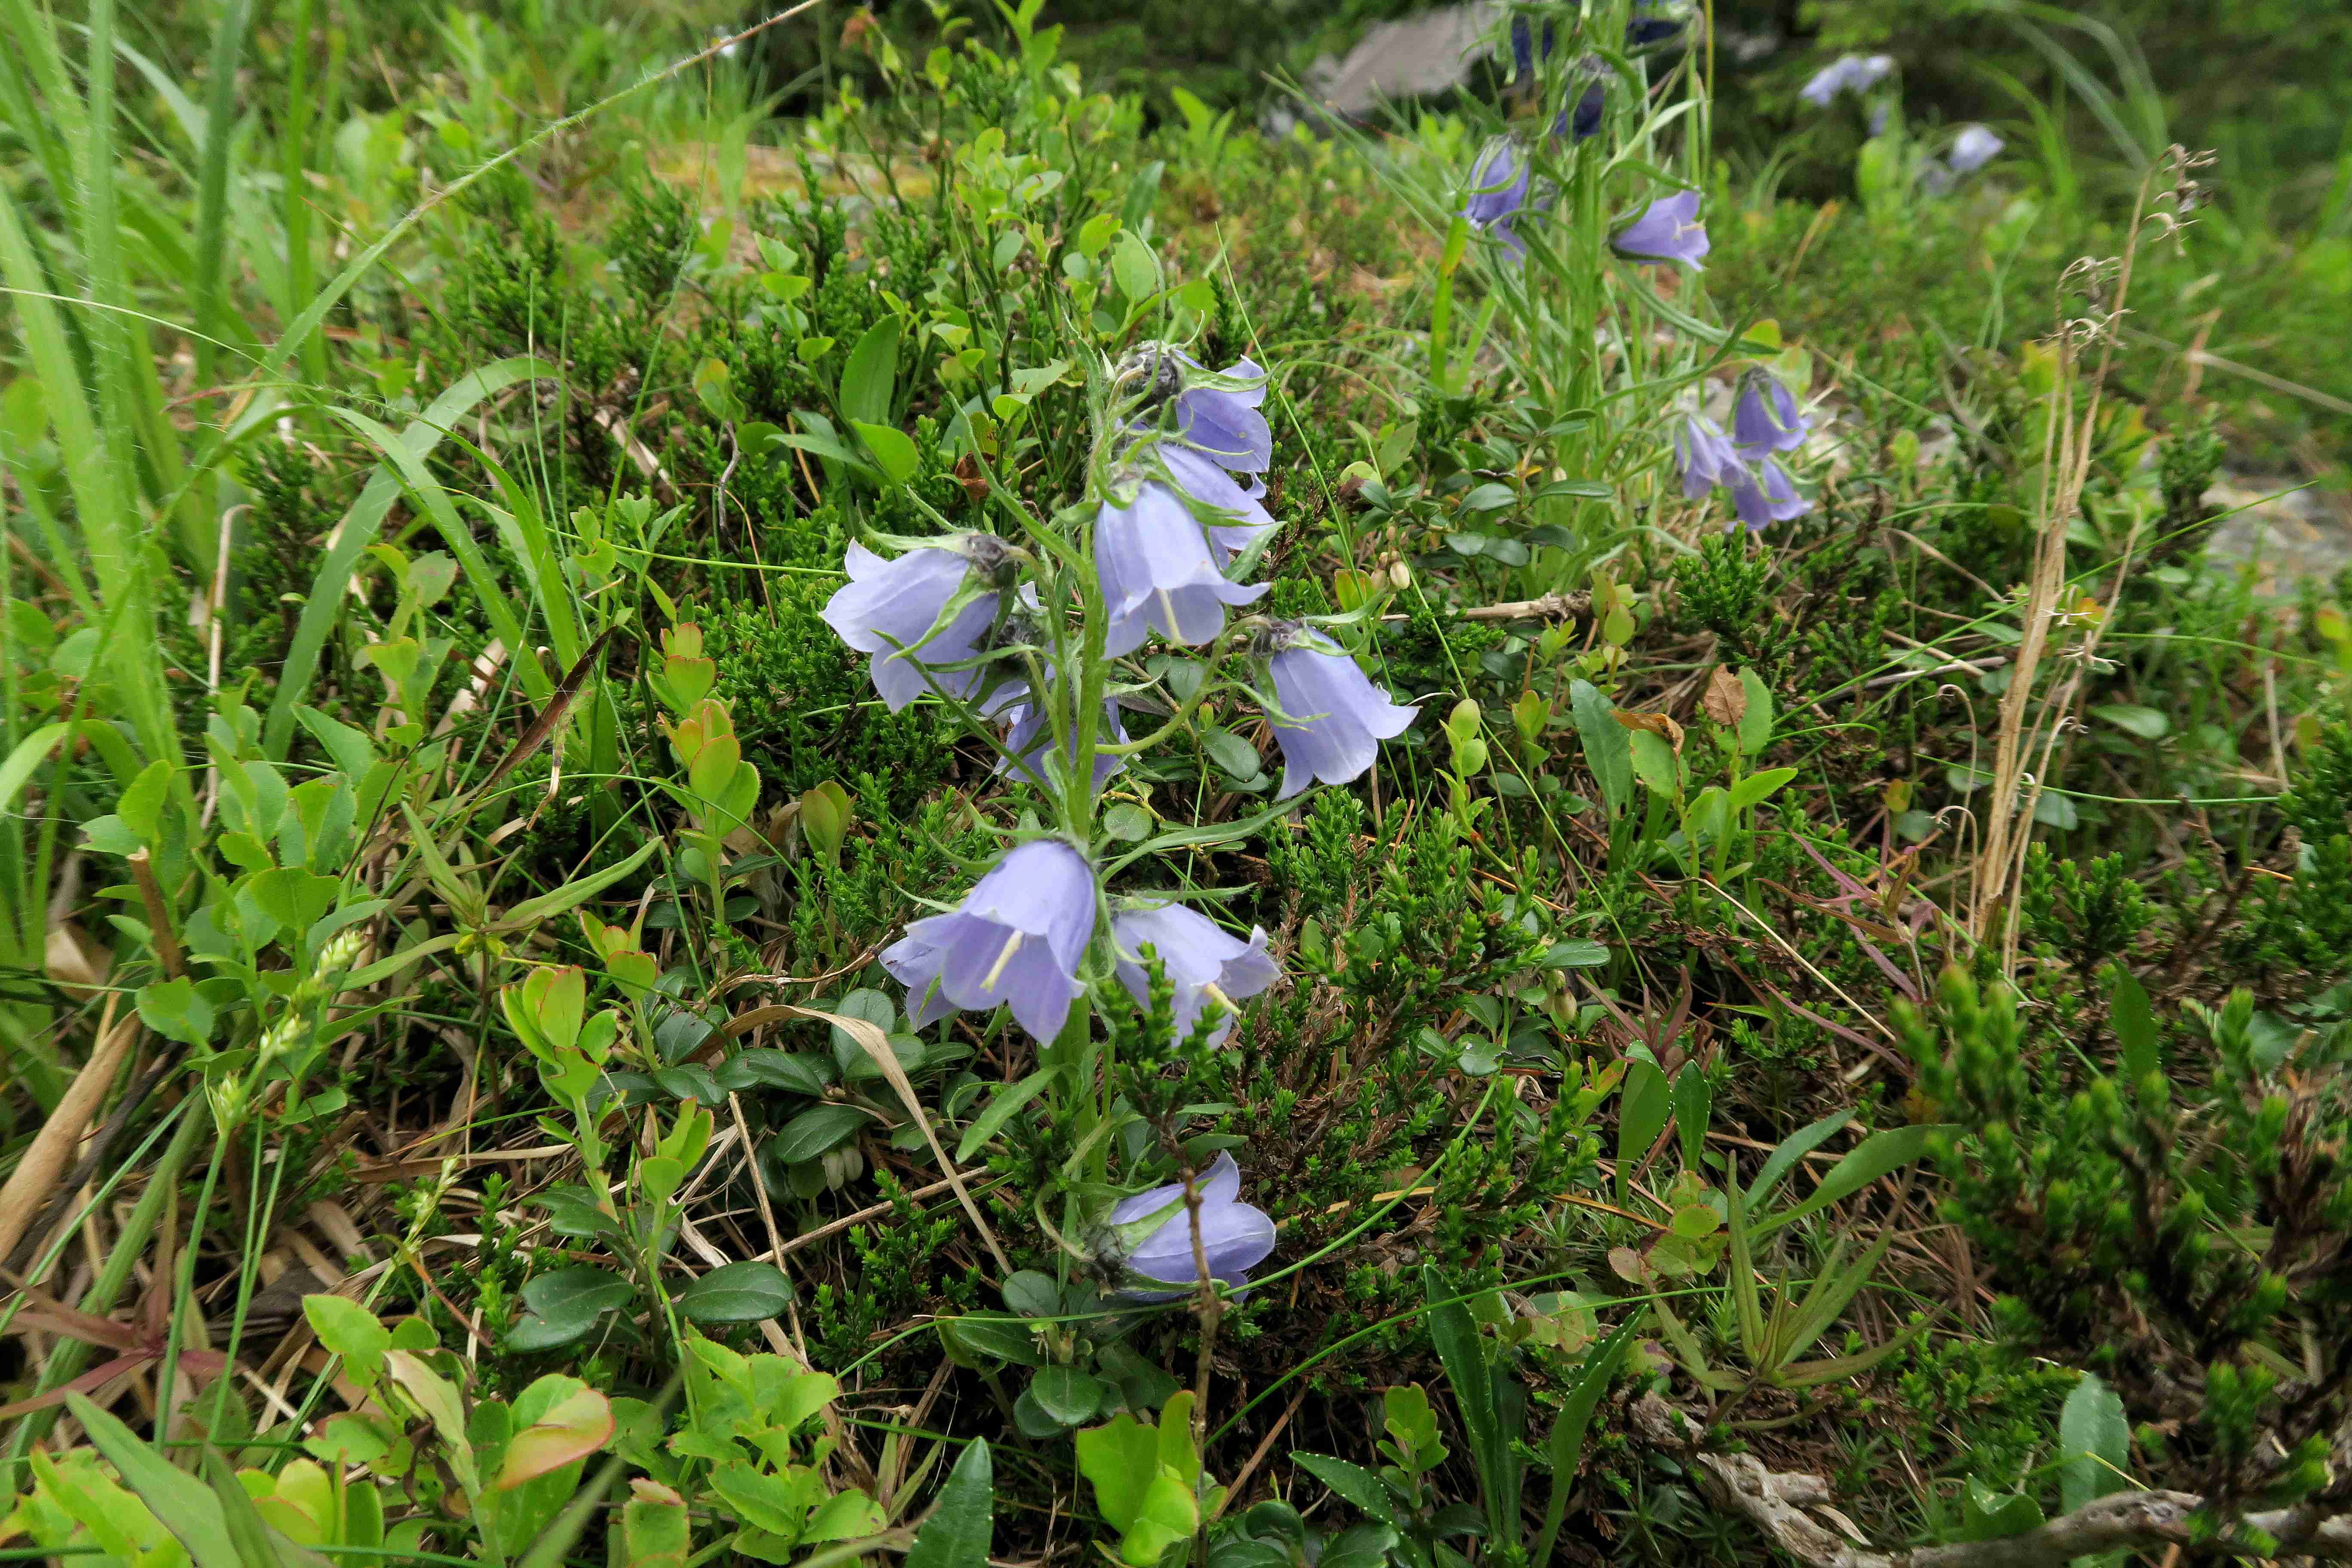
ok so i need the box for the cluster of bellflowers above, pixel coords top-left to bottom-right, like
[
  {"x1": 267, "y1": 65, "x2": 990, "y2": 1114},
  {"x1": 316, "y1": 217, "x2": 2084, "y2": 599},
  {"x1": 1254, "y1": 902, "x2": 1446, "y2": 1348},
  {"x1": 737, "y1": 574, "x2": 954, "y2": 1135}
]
[
  {"x1": 817, "y1": 343, "x2": 1417, "y2": 1295},
  {"x1": 1464, "y1": 4, "x2": 1816, "y2": 534},
  {"x1": 1802, "y1": 51, "x2": 2006, "y2": 191}
]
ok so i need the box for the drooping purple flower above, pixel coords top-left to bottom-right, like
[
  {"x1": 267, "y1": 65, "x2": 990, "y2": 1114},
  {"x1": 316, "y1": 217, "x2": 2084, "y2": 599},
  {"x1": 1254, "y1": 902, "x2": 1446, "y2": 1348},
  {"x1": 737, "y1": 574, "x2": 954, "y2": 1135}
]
[
  {"x1": 820, "y1": 539, "x2": 1004, "y2": 711},
  {"x1": 1461, "y1": 138, "x2": 1531, "y2": 261},
  {"x1": 1948, "y1": 125, "x2": 2004, "y2": 175},
  {"x1": 1170, "y1": 353, "x2": 1273, "y2": 475},
  {"x1": 1112, "y1": 903, "x2": 1279, "y2": 1049},
  {"x1": 1162, "y1": 443, "x2": 1277, "y2": 565},
  {"x1": 1105, "y1": 1152, "x2": 1277, "y2": 1298},
  {"x1": 1610, "y1": 190, "x2": 1709, "y2": 270},
  {"x1": 1626, "y1": 1, "x2": 1682, "y2": 49},
  {"x1": 1265, "y1": 627, "x2": 1419, "y2": 800},
  {"x1": 1732, "y1": 369, "x2": 1808, "y2": 456},
  {"x1": 1096, "y1": 480, "x2": 1268, "y2": 658},
  {"x1": 880, "y1": 839, "x2": 1096, "y2": 1040},
  {"x1": 1565, "y1": 66, "x2": 1606, "y2": 142},
  {"x1": 1509, "y1": 14, "x2": 1557, "y2": 80},
  {"x1": 1725, "y1": 453, "x2": 1810, "y2": 532},
  {"x1": 1799, "y1": 53, "x2": 1893, "y2": 107},
  {"x1": 993, "y1": 683, "x2": 1128, "y2": 795},
  {"x1": 1675, "y1": 412, "x2": 1747, "y2": 500}
]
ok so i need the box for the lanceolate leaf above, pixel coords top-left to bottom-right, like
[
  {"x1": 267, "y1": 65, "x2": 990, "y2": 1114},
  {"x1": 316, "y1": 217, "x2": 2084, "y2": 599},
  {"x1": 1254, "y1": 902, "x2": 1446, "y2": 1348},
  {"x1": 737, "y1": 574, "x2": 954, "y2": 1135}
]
[{"x1": 905, "y1": 1439, "x2": 995, "y2": 1568}]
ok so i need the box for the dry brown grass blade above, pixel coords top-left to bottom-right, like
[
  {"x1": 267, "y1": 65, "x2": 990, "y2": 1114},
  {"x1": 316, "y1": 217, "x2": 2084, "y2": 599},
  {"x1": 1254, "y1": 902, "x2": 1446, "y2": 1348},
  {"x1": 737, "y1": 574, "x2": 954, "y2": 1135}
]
[
  {"x1": 772, "y1": 1003, "x2": 1014, "y2": 1276},
  {"x1": 0, "y1": 1003, "x2": 141, "y2": 1273},
  {"x1": 471, "y1": 625, "x2": 617, "y2": 800}
]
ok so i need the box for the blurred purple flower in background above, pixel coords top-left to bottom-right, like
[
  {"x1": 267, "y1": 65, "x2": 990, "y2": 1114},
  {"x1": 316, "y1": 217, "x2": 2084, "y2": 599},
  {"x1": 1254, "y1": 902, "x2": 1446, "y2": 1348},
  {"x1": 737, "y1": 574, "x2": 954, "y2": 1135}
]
[
  {"x1": 1097, "y1": 481, "x2": 1269, "y2": 656},
  {"x1": 1509, "y1": 14, "x2": 1556, "y2": 80},
  {"x1": 1675, "y1": 412, "x2": 1746, "y2": 498},
  {"x1": 1800, "y1": 53, "x2": 1893, "y2": 107},
  {"x1": 1265, "y1": 628, "x2": 1419, "y2": 799},
  {"x1": 1611, "y1": 190, "x2": 1709, "y2": 269},
  {"x1": 821, "y1": 539, "x2": 1003, "y2": 710},
  {"x1": 1626, "y1": 0, "x2": 1682, "y2": 49},
  {"x1": 1112, "y1": 903, "x2": 1279, "y2": 1048},
  {"x1": 1106, "y1": 1152, "x2": 1278, "y2": 1297},
  {"x1": 1948, "y1": 124, "x2": 2004, "y2": 175},
  {"x1": 882, "y1": 839, "x2": 1097, "y2": 1039},
  {"x1": 1732, "y1": 369, "x2": 1808, "y2": 455},
  {"x1": 1461, "y1": 137, "x2": 1531, "y2": 261},
  {"x1": 1727, "y1": 453, "x2": 1810, "y2": 531}
]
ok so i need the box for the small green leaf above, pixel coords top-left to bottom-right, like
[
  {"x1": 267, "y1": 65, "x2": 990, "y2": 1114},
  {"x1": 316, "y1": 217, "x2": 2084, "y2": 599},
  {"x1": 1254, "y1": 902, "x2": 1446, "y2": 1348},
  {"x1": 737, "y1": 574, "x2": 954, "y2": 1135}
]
[
  {"x1": 851, "y1": 420, "x2": 922, "y2": 486},
  {"x1": 1027, "y1": 1366, "x2": 1109, "y2": 1426},
  {"x1": 675, "y1": 1261, "x2": 793, "y2": 1324},
  {"x1": 137, "y1": 977, "x2": 215, "y2": 1047},
  {"x1": 2059, "y1": 1372, "x2": 2130, "y2": 1516},
  {"x1": 303, "y1": 1295, "x2": 390, "y2": 1386},
  {"x1": 2090, "y1": 704, "x2": 2168, "y2": 739},
  {"x1": 768, "y1": 1102, "x2": 872, "y2": 1164},
  {"x1": 839, "y1": 318, "x2": 902, "y2": 427},
  {"x1": 905, "y1": 1439, "x2": 993, "y2": 1568}
]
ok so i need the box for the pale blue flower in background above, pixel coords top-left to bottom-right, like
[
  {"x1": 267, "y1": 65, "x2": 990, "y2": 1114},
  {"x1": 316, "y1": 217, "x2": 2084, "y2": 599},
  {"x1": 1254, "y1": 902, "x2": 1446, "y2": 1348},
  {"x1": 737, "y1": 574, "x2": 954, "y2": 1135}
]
[
  {"x1": 1801, "y1": 53, "x2": 1893, "y2": 107},
  {"x1": 1732, "y1": 369, "x2": 1809, "y2": 456},
  {"x1": 1461, "y1": 137, "x2": 1531, "y2": 262},
  {"x1": 1948, "y1": 124, "x2": 2004, "y2": 175}
]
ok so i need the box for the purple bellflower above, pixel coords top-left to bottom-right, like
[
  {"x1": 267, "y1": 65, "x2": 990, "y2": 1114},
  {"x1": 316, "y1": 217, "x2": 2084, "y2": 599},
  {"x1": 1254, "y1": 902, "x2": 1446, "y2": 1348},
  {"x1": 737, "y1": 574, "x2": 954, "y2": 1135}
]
[
  {"x1": 1611, "y1": 190, "x2": 1709, "y2": 270},
  {"x1": 1461, "y1": 138, "x2": 1532, "y2": 262},
  {"x1": 1675, "y1": 411, "x2": 1746, "y2": 499},
  {"x1": 1161, "y1": 443, "x2": 1277, "y2": 565},
  {"x1": 1799, "y1": 53, "x2": 1893, "y2": 107},
  {"x1": 1105, "y1": 1152, "x2": 1277, "y2": 1298},
  {"x1": 995, "y1": 686, "x2": 1128, "y2": 795},
  {"x1": 1168, "y1": 352, "x2": 1273, "y2": 475},
  {"x1": 1112, "y1": 903, "x2": 1279, "y2": 1049},
  {"x1": 1264, "y1": 625, "x2": 1419, "y2": 800},
  {"x1": 880, "y1": 839, "x2": 1096, "y2": 1041},
  {"x1": 821, "y1": 539, "x2": 1004, "y2": 711},
  {"x1": 1726, "y1": 453, "x2": 1810, "y2": 532},
  {"x1": 1096, "y1": 479, "x2": 1269, "y2": 657},
  {"x1": 1626, "y1": 1, "x2": 1682, "y2": 49},
  {"x1": 1948, "y1": 125, "x2": 2004, "y2": 175},
  {"x1": 1564, "y1": 64, "x2": 1606, "y2": 142},
  {"x1": 1509, "y1": 15, "x2": 1557, "y2": 80},
  {"x1": 1731, "y1": 369, "x2": 1808, "y2": 455}
]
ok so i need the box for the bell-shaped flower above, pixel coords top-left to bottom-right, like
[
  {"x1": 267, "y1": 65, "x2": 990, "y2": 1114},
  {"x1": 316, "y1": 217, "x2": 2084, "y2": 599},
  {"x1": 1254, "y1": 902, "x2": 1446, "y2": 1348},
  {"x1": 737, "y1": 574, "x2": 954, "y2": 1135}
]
[
  {"x1": 1675, "y1": 411, "x2": 1747, "y2": 500},
  {"x1": 1726, "y1": 453, "x2": 1810, "y2": 532},
  {"x1": 1732, "y1": 369, "x2": 1808, "y2": 456},
  {"x1": 1265, "y1": 626, "x2": 1419, "y2": 800},
  {"x1": 1172, "y1": 354, "x2": 1272, "y2": 475},
  {"x1": 821, "y1": 539, "x2": 1003, "y2": 711},
  {"x1": 1096, "y1": 480, "x2": 1268, "y2": 658},
  {"x1": 993, "y1": 683, "x2": 1128, "y2": 796},
  {"x1": 1461, "y1": 138, "x2": 1531, "y2": 262},
  {"x1": 1104, "y1": 1152, "x2": 1277, "y2": 1298},
  {"x1": 1800, "y1": 53, "x2": 1893, "y2": 107},
  {"x1": 880, "y1": 839, "x2": 1096, "y2": 1040},
  {"x1": 1509, "y1": 15, "x2": 1557, "y2": 80},
  {"x1": 1562, "y1": 62, "x2": 1607, "y2": 143},
  {"x1": 1947, "y1": 125, "x2": 2004, "y2": 175},
  {"x1": 1161, "y1": 444, "x2": 1277, "y2": 565},
  {"x1": 1112, "y1": 902, "x2": 1279, "y2": 1049},
  {"x1": 1626, "y1": 1, "x2": 1683, "y2": 49},
  {"x1": 1610, "y1": 190, "x2": 1709, "y2": 270}
]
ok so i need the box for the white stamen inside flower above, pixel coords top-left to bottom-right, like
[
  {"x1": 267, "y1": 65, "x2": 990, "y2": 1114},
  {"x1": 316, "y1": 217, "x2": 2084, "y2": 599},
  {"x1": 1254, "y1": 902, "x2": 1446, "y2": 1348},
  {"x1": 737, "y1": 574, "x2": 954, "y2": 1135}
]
[{"x1": 981, "y1": 928, "x2": 1024, "y2": 991}]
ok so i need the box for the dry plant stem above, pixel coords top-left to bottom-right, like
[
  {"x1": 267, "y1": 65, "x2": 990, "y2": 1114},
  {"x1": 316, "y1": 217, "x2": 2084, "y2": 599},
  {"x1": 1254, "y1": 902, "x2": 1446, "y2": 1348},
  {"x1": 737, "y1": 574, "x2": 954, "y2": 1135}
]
[
  {"x1": 1184, "y1": 1171, "x2": 1219, "y2": 1447},
  {"x1": 0, "y1": 1001, "x2": 140, "y2": 1270},
  {"x1": 1632, "y1": 1394, "x2": 2352, "y2": 1566},
  {"x1": 1971, "y1": 164, "x2": 2162, "y2": 955}
]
